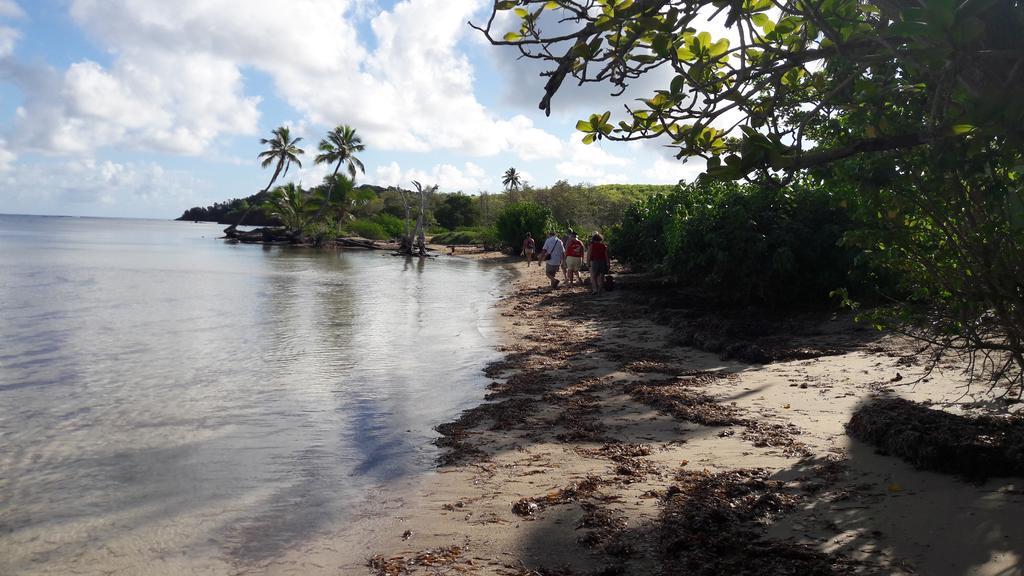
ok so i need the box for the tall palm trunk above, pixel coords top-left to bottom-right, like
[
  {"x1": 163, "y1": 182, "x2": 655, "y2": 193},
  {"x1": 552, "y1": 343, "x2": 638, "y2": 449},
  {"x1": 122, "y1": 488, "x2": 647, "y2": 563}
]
[
  {"x1": 314, "y1": 160, "x2": 343, "y2": 221},
  {"x1": 224, "y1": 161, "x2": 284, "y2": 234}
]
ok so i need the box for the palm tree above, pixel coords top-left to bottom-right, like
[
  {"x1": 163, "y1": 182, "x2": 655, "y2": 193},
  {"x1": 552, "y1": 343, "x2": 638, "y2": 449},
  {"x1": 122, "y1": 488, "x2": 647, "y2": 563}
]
[
  {"x1": 311, "y1": 173, "x2": 355, "y2": 226},
  {"x1": 502, "y1": 167, "x2": 521, "y2": 203},
  {"x1": 314, "y1": 125, "x2": 365, "y2": 220},
  {"x1": 260, "y1": 182, "x2": 314, "y2": 232},
  {"x1": 226, "y1": 126, "x2": 305, "y2": 233}
]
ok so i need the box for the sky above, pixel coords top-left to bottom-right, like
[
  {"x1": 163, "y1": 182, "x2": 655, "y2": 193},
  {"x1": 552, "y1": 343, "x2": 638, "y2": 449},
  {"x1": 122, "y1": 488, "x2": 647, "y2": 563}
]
[{"x1": 0, "y1": 0, "x2": 706, "y2": 219}]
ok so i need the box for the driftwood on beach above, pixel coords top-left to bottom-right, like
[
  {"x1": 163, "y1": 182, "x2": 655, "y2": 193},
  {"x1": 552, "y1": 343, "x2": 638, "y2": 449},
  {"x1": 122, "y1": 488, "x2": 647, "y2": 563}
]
[
  {"x1": 335, "y1": 237, "x2": 385, "y2": 250},
  {"x1": 223, "y1": 226, "x2": 387, "y2": 249},
  {"x1": 223, "y1": 226, "x2": 297, "y2": 243}
]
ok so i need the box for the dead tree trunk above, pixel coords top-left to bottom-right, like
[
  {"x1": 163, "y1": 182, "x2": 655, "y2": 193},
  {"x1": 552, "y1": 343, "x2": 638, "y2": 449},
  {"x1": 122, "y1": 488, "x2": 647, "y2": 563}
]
[
  {"x1": 395, "y1": 181, "x2": 436, "y2": 256},
  {"x1": 397, "y1": 186, "x2": 414, "y2": 254},
  {"x1": 411, "y1": 181, "x2": 437, "y2": 257}
]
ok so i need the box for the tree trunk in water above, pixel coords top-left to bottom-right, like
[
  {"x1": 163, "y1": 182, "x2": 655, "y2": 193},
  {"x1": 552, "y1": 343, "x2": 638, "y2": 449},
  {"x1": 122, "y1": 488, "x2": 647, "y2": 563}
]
[
  {"x1": 415, "y1": 187, "x2": 427, "y2": 256},
  {"x1": 398, "y1": 187, "x2": 414, "y2": 254}
]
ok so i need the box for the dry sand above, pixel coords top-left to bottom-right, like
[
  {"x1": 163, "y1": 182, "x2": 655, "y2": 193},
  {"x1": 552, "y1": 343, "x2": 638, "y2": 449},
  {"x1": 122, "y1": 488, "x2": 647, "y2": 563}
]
[{"x1": 266, "y1": 251, "x2": 1024, "y2": 576}]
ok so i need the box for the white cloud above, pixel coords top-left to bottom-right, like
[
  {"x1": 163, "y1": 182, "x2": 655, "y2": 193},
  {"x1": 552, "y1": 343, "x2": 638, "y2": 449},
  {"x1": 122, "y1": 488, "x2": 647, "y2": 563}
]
[
  {"x1": 375, "y1": 161, "x2": 404, "y2": 187},
  {"x1": 0, "y1": 0, "x2": 24, "y2": 19},
  {"x1": 1, "y1": 0, "x2": 565, "y2": 164},
  {"x1": 0, "y1": 138, "x2": 15, "y2": 171},
  {"x1": 0, "y1": 1, "x2": 22, "y2": 57},
  {"x1": 0, "y1": 24, "x2": 18, "y2": 57},
  {"x1": 555, "y1": 136, "x2": 632, "y2": 184},
  {"x1": 495, "y1": 115, "x2": 564, "y2": 161},
  {"x1": 642, "y1": 155, "x2": 705, "y2": 185},
  {"x1": 6, "y1": 49, "x2": 261, "y2": 155},
  {"x1": 375, "y1": 160, "x2": 487, "y2": 192},
  {"x1": 0, "y1": 157, "x2": 212, "y2": 216}
]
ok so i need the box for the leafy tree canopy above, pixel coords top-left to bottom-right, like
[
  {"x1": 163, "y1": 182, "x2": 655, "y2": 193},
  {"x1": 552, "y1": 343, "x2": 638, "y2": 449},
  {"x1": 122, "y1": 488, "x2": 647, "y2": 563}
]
[
  {"x1": 435, "y1": 192, "x2": 480, "y2": 230},
  {"x1": 475, "y1": 0, "x2": 1024, "y2": 180}
]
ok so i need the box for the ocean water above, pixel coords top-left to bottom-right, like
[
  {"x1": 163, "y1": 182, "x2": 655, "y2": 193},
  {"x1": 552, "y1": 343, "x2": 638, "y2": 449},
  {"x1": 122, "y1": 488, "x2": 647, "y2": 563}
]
[{"x1": 0, "y1": 215, "x2": 511, "y2": 573}]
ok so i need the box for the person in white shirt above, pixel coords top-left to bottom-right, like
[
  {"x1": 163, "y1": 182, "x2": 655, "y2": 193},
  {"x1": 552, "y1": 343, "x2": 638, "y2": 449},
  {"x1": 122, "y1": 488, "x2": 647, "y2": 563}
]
[{"x1": 539, "y1": 231, "x2": 565, "y2": 289}]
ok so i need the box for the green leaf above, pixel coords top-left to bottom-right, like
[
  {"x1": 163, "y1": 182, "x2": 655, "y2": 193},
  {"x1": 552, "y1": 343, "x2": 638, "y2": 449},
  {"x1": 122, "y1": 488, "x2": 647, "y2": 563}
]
[
  {"x1": 544, "y1": 1, "x2": 560, "y2": 9},
  {"x1": 709, "y1": 38, "x2": 730, "y2": 57},
  {"x1": 951, "y1": 124, "x2": 976, "y2": 135},
  {"x1": 576, "y1": 120, "x2": 594, "y2": 131},
  {"x1": 889, "y1": 20, "x2": 929, "y2": 37},
  {"x1": 651, "y1": 34, "x2": 671, "y2": 57},
  {"x1": 750, "y1": 13, "x2": 774, "y2": 31},
  {"x1": 670, "y1": 74, "x2": 686, "y2": 94},
  {"x1": 582, "y1": 133, "x2": 596, "y2": 144},
  {"x1": 503, "y1": 32, "x2": 522, "y2": 42},
  {"x1": 514, "y1": 7, "x2": 528, "y2": 17},
  {"x1": 647, "y1": 92, "x2": 670, "y2": 108},
  {"x1": 614, "y1": 0, "x2": 635, "y2": 11},
  {"x1": 774, "y1": 16, "x2": 801, "y2": 35},
  {"x1": 496, "y1": 0, "x2": 517, "y2": 9},
  {"x1": 630, "y1": 54, "x2": 659, "y2": 64}
]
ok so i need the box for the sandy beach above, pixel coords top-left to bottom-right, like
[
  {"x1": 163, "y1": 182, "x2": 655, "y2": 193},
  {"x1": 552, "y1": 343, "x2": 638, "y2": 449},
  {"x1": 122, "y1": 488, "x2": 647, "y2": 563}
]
[{"x1": 268, "y1": 251, "x2": 1023, "y2": 576}]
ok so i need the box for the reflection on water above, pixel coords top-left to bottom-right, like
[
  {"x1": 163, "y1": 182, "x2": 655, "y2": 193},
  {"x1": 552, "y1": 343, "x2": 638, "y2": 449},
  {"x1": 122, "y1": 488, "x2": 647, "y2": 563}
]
[{"x1": 0, "y1": 215, "x2": 510, "y2": 574}]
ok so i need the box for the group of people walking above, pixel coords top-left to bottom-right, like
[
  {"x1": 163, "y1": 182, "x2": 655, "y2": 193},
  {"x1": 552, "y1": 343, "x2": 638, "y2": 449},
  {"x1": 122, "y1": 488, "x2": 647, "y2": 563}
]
[{"x1": 522, "y1": 230, "x2": 610, "y2": 294}]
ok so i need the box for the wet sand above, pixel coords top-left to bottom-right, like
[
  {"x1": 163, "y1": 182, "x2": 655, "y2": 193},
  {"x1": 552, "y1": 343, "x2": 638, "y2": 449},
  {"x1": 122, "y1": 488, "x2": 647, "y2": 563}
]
[{"x1": 274, "y1": 252, "x2": 1024, "y2": 575}]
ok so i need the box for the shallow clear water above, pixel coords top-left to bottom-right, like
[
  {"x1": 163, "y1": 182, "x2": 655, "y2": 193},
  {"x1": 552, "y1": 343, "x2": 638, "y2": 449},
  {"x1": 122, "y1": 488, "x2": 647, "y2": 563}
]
[{"x1": 0, "y1": 215, "x2": 510, "y2": 573}]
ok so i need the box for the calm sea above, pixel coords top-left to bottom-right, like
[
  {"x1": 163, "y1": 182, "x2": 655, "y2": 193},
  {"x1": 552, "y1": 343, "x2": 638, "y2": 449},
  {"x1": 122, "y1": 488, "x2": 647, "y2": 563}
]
[{"x1": 0, "y1": 214, "x2": 511, "y2": 574}]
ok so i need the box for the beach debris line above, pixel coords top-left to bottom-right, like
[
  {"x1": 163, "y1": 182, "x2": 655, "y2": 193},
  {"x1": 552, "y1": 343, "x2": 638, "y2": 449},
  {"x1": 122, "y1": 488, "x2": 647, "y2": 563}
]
[
  {"x1": 846, "y1": 396, "x2": 1024, "y2": 479},
  {"x1": 367, "y1": 545, "x2": 468, "y2": 576},
  {"x1": 511, "y1": 476, "x2": 606, "y2": 517},
  {"x1": 656, "y1": 468, "x2": 859, "y2": 576}
]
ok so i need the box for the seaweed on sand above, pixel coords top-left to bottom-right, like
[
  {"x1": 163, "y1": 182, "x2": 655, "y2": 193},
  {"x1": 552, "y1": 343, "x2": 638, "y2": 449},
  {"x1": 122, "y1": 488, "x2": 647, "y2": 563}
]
[
  {"x1": 487, "y1": 370, "x2": 557, "y2": 398},
  {"x1": 367, "y1": 545, "x2": 468, "y2": 576},
  {"x1": 576, "y1": 501, "x2": 629, "y2": 554},
  {"x1": 846, "y1": 396, "x2": 1024, "y2": 479},
  {"x1": 434, "y1": 397, "x2": 538, "y2": 465},
  {"x1": 510, "y1": 476, "x2": 608, "y2": 517},
  {"x1": 656, "y1": 469, "x2": 858, "y2": 576},
  {"x1": 581, "y1": 443, "x2": 659, "y2": 480},
  {"x1": 624, "y1": 378, "x2": 811, "y2": 455},
  {"x1": 624, "y1": 379, "x2": 745, "y2": 426}
]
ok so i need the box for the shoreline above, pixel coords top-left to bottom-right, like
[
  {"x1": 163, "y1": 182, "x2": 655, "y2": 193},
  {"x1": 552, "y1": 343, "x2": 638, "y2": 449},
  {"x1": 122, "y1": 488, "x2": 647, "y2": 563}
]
[{"x1": 273, "y1": 253, "x2": 1023, "y2": 575}]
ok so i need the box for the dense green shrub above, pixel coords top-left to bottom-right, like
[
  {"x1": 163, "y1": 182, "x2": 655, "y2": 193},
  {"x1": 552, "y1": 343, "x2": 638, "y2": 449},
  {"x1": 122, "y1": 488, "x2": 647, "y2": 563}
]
[
  {"x1": 494, "y1": 202, "x2": 553, "y2": 255},
  {"x1": 614, "y1": 180, "x2": 874, "y2": 308},
  {"x1": 431, "y1": 226, "x2": 499, "y2": 246},
  {"x1": 347, "y1": 219, "x2": 388, "y2": 240},
  {"x1": 371, "y1": 213, "x2": 405, "y2": 239}
]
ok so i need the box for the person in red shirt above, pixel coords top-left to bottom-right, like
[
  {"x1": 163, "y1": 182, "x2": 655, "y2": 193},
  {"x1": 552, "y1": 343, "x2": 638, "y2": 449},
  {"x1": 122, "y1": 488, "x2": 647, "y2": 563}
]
[
  {"x1": 588, "y1": 232, "x2": 610, "y2": 294},
  {"x1": 564, "y1": 232, "x2": 586, "y2": 286}
]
